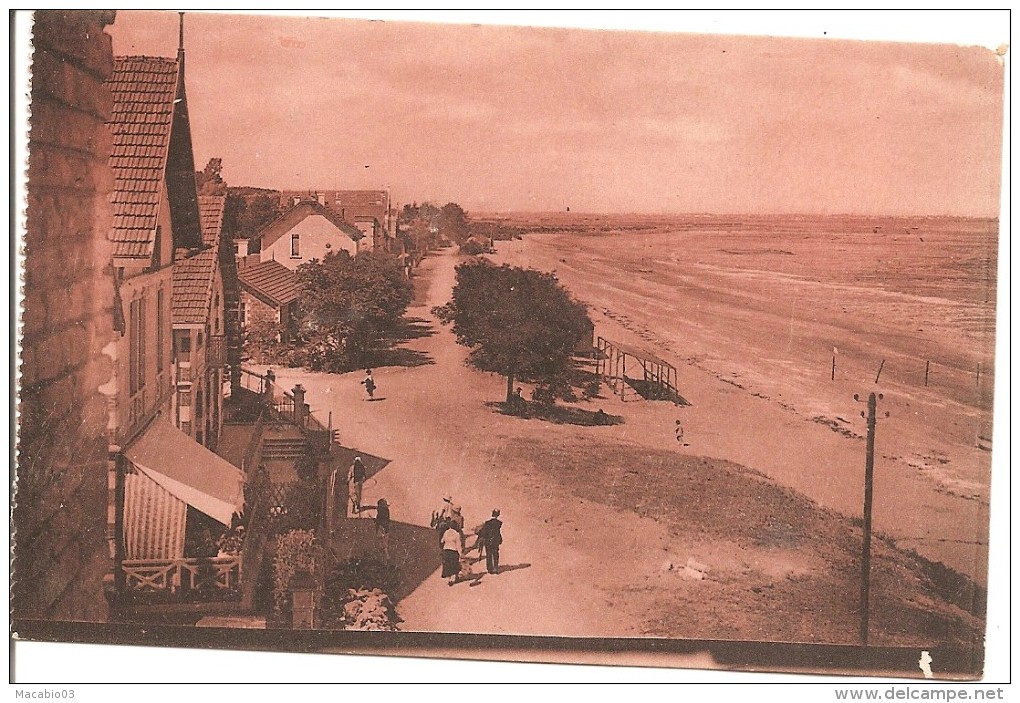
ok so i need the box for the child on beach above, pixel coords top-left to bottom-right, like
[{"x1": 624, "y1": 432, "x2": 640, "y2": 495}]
[{"x1": 361, "y1": 369, "x2": 376, "y2": 399}]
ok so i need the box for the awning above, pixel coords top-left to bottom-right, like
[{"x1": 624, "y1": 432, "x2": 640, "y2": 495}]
[{"x1": 125, "y1": 418, "x2": 245, "y2": 526}]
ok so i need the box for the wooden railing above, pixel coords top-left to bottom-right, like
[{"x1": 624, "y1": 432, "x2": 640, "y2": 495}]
[
  {"x1": 240, "y1": 410, "x2": 266, "y2": 474},
  {"x1": 122, "y1": 555, "x2": 241, "y2": 592},
  {"x1": 239, "y1": 367, "x2": 268, "y2": 395}
]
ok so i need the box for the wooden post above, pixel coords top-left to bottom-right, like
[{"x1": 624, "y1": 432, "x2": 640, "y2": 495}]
[
  {"x1": 924, "y1": 360, "x2": 930, "y2": 387},
  {"x1": 860, "y1": 392, "x2": 878, "y2": 645},
  {"x1": 874, "y1": 359, "x2": 885, "y2": 384},
  {"x1": 832, "y1": 355, "x2": 836, "y2": 381},
  {"x1": 616, "y1": 350, "x2": 624, "y2": 399},
  {"x1": 976, "y1": 362, "x2": 981, "y2": 388}
]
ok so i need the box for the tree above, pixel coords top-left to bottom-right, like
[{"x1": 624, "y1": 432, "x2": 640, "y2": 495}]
[
  {"x1": 195, "y1": 157, "x2": 227, "y2": 196},
  {"x1": 434, "y1": 261, "x2": 592, "y2": 403},
  {"x1": 439, "y1": 202, "x2": 470, "y2": 245},
  {"x1": 295, "y1": 250, "x2": 413, "y2": 371}
]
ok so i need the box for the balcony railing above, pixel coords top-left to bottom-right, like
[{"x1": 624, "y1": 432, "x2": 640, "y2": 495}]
[
  {"x1": 176, "y1": 363, "x2": 192, "y2": 384},
  {"x1": 207, "y1": 335, "x2": 227, "y2": 369},
  {"x1": 122, "y1": 556, "x2": 241, "y2": 592}
]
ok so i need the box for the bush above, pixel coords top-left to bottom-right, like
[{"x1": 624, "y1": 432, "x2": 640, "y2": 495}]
[
  {"x1": 272, "y1": 528, "x2": 321, "y2": 617},
  {"x1": 321, "y1": 557, "x2": 400, "y2": 627},
  {"x1": 243, "y1": 319, "x2": 295, "y2": 365},
  {"x1": 459, "y1": 238, "x2": 489, "y2": 256},
  {"x1": 326, "y1": 557, "x2": 400, "y2": 595},
  {"x1": 269, "y1": 478, "x2": 323, "y2": 536}
]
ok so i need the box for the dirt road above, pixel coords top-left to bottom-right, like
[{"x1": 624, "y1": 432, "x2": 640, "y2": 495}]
[{"x1": 272, "y1": 250, "x2": 670, "y2": 637}]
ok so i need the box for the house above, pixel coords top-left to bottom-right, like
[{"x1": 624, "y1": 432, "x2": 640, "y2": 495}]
[
  {"x1": 101, "y1": 32, "x2": 245, "y2": 594},
  {"x1": 171, "y1": 195, "x2": 228, "y2": 450},
  {"x1": 253, "y1": 198, "x2": 364, "y2": 269},
  {"x1": 278, "y1": 189, "x2": 393, "y2": 250},
  {"x1": 236, "y1": 257, "x2": 302, "y2": 338}
]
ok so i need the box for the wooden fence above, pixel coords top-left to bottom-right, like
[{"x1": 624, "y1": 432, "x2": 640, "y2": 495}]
[{"x1": 122, "y1": 556, "x2": 241, "y2": 593}]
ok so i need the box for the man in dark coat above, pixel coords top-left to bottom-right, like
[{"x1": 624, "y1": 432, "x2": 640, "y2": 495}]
[{"x1": 478, "y1": 509, "x2": 503, "y2": 574}]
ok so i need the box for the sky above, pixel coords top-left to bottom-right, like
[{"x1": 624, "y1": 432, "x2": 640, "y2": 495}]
[{"x1": 106, "y1": 10, "x2": 1006, "y2": 216}]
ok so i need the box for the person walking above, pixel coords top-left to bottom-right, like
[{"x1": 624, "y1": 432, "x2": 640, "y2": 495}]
[
  {"x1": 361, "y1": 369, "x2": 377, "y2": 400},
  {"x1": 263, "y1": 368, "x2": 276, "y2": 400},
  {"x1": 440, "y1": 523, "x2": 463, "y2": 586},
  {"x1": 432, "y1": 495, "x2": 454, "y2": 532},
  {"x1": 361, "y1": 498, "x2": 391, "y2": 562},
  {"x1": 478, "y1": 509, "x2": 503, "y2": 574},
  {"x1": 450, "y1": 504, "x2": 466, "y2": 550},
  {"x1": 348, "y1": 456, "x2": 366, "y2": 515}
]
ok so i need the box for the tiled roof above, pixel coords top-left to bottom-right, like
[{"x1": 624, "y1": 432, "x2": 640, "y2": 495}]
[
  {"x1": 108, "y1": 56, "x2": 179, "y2": 260},
  {"x1": 198, "y1": 195, "x2": 226, "y2": 246},
  {"x1": 280, "y1": 189, "x2": 388, "y2": 218},
  {"x1": 172, "y1": 247, "x2": 217, "y2": 325},
  {"x1": 237, "y1": 260, "x2": 301, "y2": 307},
  {"x1": 255, "y1": 200, "x2": 364, "y2": 251}
]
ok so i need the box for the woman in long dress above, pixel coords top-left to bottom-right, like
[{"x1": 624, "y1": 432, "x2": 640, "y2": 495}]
[{"x1": 440, "y1": 525, "x2": 462, "y2": 586}]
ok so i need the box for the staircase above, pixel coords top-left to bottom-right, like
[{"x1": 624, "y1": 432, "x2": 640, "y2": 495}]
[{"x1": 261, "y1": 436, "x2": 306, "y2": 460}]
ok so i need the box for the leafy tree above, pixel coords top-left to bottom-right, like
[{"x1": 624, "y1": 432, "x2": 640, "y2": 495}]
[
  {"x1": 434, "y1": 261, "x2": 592, "y2": 403},
  {"x1": 195, "y1": 157, "x2": 227, "y2": 196},
  {"x1": 439, "y1": 202, "x2": 470, "y2": 245},
  {"x1": 295, "y1": 250, "x2": 413, "y2": 371},
  {"x1": 223, "y1": 191, "x2": 284, "y2": 241}
]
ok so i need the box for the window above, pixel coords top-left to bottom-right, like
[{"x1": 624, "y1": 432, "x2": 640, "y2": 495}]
[
  {"x1": 129, "y1": 297, "x2": 146, "y2": 395},
  {"x1": 181, "y1": 421, "x2": 191, "y2": 435},
  {"x1": 196, "y1": 389, "x2": 204, "y2": 418},
  {"x1": 290, "y1": 233, "x2": 300, "y2": 258},
  {"x1": 178, "y1": 333, "x2": 191, "y2": 362},
  {"x1": 239, "y1": 300, "x2": 246, "y2": 326},
  {"x1": 178, "y1": 390, "x2": 191, "y2": 407},
  {"x1": 156, "y1": 288, "x2": 164, "y2": 372}
]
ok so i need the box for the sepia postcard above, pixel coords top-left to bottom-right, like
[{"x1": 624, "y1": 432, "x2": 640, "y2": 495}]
[{"x1": 11, "y1": 10, "x2": 1009, "y2": 685}]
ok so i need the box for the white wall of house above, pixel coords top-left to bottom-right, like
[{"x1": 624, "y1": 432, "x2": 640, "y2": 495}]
[
  {"x1": 260, "y1": 213, "x2": 359, "y2": 270},
  {"x1": 108, "y1": 186, "x2": 177, "y2": 443},
  {"x1": 354, "y1": 219, "x2": 376, "y2": 251}
]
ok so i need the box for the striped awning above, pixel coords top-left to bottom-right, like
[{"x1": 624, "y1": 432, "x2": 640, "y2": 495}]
[
  {"x1": 126, "y1": 418, "x2": 245, "y2": 524},
  {"x1": 124, "y1": 471, "x2": 187, "y2": 560}
]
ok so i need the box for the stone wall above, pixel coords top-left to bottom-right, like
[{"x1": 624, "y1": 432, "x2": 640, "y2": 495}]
[{"x1": 15, "y1": 10, "x2": 117, "y2": 621}]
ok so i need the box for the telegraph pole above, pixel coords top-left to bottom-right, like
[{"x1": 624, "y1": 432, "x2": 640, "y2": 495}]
[{"x1": 854, "y1": 391, "x2": 887, "y2": 645}]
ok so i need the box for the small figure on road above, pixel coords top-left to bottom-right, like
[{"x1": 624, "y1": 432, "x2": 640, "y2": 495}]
[
  {"x1": 361, "y1": 497, "x2": 391, "y2": 561},
  {"x1": 361, "y1": 369, "x2": 376, "y2": 400},
  {"x1": 264, "y1": 368, "x2": 276, "y2": 398},
  {"x1": 675, "y1": 419, "x2": 685, "y2": 446},
  {"x1": 510, "y1": 386, "x2": 526, "y2": 416},
  {"x1": 348, "y1": 456, "x2": 366, "y2": 515},
  {"x1": 450, "y1": 504, "x2": 466, "y2": 550},
  {"x1": 432, "y1": 495, "x2": 454, "y2": 532},
  {"x1": 477, "y1": 509, "x2": 503, "y2": 574},
  {"x1": 441, "y1": 524, "x2": 463, "y2": 586}
]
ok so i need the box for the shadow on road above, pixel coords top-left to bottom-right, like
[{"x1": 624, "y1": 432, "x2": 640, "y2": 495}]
[
  {"x1": 486, "y1": 400, "x2": 625, "y2": 427},
  {"x1": 495, "y1": 562, "x2": 531, "y2": 574},
  {"x1": 367, "y1": 316, "x2": 437, "y2": 369},
  {"x1": 331, "y1": 446, "x2": 391, "y2": 482},
  {"x1": 327, "y1": 517, "x2": 442, "y2": 605}
]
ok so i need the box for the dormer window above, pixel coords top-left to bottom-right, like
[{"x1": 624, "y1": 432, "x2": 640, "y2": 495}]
[{"x1": 291, "y1": 233, "x2": 301, "y2": 258}]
